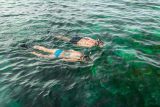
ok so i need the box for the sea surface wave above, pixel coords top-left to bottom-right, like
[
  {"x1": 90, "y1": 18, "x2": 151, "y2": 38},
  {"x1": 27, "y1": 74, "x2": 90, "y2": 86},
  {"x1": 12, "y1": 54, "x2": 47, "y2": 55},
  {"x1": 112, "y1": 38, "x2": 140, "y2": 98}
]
[{"x1": 0, "y1": 0, "x2": 160, "y2": 107}]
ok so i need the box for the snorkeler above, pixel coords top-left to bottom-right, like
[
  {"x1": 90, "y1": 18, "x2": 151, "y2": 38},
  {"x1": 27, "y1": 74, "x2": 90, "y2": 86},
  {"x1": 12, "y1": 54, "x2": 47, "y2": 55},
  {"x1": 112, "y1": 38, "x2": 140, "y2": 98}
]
[
  {"x1": 55, "y1": 35, "x2": 104, "y2": 48},
  {"x1": 31, "y1": 45, "x2": 90, "y2": 62}
]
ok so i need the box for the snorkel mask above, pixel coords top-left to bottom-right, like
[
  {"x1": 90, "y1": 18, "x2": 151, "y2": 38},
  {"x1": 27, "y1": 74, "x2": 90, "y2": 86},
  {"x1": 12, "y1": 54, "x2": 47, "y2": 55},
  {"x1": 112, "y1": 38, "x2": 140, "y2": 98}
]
[
  {"x1": 80, "y1": 50, "x2": 92, "y2": 62},
  {"x1": 96, "y1": 38, "x2": 104, "y2": 47},
  {"x1": 81, "y1": 55, "x2": 92, "y2": 62}
]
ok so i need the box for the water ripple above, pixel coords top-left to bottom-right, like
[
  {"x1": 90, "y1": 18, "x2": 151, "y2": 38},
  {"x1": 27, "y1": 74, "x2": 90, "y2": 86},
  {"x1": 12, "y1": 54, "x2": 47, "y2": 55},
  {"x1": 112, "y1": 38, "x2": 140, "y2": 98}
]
[{"x1": 0, "y1": 0, "x2": 160, "y2": 107}]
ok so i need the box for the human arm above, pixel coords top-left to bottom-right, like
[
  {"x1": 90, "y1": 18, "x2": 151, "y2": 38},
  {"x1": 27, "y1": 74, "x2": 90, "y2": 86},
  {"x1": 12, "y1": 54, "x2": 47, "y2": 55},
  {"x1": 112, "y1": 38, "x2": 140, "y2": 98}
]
[
  {"x1": 54, "y1": 35, "x2": 71, "y2": 42},
  {"x1": 61, "y1": 58, "x2": 79, "y2": 62}
]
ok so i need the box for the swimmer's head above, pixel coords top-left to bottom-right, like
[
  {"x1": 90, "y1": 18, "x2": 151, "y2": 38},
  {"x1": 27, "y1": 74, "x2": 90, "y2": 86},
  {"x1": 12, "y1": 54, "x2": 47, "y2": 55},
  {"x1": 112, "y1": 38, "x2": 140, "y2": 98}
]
[
  {"x1": 96, "y1": 39, "x2": 104, "y2": 47},
  {"x1": 81, "y1": 55, "x2": 92, "y2": 62}
]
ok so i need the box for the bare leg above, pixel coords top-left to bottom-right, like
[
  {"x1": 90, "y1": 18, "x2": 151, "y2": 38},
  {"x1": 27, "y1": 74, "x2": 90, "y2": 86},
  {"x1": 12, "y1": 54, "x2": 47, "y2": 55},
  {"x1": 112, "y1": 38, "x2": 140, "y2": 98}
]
[
  {"x1": 33, "y1": 45, "x2": 56, "y2": 54},
  {"x1": 31, "y1": 52, "x2": 53, "y2": 58},
  {"x1": 55, "y1": 35, "x2": 71, "y2": 42}
]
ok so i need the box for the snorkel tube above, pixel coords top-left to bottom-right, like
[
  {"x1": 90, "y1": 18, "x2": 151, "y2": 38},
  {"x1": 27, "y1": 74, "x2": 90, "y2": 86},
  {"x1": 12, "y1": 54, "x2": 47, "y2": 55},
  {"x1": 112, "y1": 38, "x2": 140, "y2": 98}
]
[{"x1": 96, "y1": 38, "x2": 104, "y2": 47}]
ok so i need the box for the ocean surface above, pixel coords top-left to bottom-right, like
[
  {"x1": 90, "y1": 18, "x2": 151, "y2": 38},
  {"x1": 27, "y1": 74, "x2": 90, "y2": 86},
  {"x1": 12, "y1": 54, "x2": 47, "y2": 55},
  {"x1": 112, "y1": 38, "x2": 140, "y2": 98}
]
[{"x1": 0, "y1": 0, "x2": 160, "y2": 107}]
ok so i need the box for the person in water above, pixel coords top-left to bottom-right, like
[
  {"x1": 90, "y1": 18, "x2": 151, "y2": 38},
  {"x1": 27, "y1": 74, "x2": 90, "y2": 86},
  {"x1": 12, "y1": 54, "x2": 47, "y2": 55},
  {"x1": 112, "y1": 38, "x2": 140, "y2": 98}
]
[
  {"x1": 55, "y1": 35, "x2": 104, "y2": 48},
  {"x1": 31, "y1": 45, "x2": 90, "y2": 62}
]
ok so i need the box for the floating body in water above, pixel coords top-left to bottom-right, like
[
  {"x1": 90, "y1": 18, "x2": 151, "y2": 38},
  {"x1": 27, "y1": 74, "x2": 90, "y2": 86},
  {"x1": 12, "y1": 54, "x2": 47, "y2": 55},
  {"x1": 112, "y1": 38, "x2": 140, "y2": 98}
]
[
  {"x1": 55, "y1": 36, "x2": 104, "y2": 48},
  {"x1": 31, "y1": 45, "x2": 91, "y2": 62}
]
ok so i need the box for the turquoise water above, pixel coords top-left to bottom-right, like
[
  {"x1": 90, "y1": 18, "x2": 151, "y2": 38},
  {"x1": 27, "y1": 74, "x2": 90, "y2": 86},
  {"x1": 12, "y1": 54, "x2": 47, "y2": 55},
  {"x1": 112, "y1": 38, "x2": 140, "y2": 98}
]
[{"x1": 0, "y1": 0, "x2": 160, "y2": 107}]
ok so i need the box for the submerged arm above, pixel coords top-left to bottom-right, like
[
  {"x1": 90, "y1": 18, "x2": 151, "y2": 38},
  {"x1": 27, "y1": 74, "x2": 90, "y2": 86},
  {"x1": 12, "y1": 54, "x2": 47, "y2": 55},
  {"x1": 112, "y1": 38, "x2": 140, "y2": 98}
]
[
  {"x1": 61, "y1": 58, "x2": 79, "y2": 62},
  {"x1": 55, "y1": 35, "x2": 71, "y2": 42}
]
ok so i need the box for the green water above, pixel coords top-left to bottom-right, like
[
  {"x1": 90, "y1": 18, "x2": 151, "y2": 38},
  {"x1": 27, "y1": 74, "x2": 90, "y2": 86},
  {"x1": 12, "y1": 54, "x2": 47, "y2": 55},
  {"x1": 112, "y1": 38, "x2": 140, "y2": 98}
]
[{"x1": 0, "y1": 0, "x2": 160, "y2": 107}]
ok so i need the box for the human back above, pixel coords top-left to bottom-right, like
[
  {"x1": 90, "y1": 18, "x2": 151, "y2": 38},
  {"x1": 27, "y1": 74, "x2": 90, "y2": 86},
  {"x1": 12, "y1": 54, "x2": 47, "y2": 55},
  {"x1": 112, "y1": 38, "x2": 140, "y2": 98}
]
[
  {"x1": 55, "y1": 35, "x2": 104, "y2": 48},
  {"x1": 60, "y1": 50, "x2": 83, "y2": 60}
]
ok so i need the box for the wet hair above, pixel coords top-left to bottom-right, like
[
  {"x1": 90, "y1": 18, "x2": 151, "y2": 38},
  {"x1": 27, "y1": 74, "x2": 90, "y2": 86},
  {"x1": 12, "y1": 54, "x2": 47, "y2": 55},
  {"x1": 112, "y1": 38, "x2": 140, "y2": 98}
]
[
  {"x1": 96, "y1": 39, "x2": 104, "y2": 46},
  {"x1": 82, "y1": 55, "x2": 92, "y2": 62}
]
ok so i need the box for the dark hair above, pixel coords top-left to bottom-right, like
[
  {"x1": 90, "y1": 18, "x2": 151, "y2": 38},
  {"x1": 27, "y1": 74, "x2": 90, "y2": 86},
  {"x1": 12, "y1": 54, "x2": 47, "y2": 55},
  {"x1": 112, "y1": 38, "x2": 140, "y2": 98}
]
[
  {"x1": 96, "y1": 39, "x2": 104, "y2": 46},
  {"x1": 82, "y1": 55, "x2": 92, "y2": 62}
]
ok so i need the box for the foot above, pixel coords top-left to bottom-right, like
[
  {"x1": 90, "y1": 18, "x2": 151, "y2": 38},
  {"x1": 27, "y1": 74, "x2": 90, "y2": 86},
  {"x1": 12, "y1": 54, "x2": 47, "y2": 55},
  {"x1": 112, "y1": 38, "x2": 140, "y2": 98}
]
[
  {"x1": 31, "y1": 51, "x2": 43, "y2": 57},
  {"x1": 30, "y1": 51, "x2": 38, "y2": 55},
  {"x1": 33, "y1": 45, "x2": 44, "y2": 50}
]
